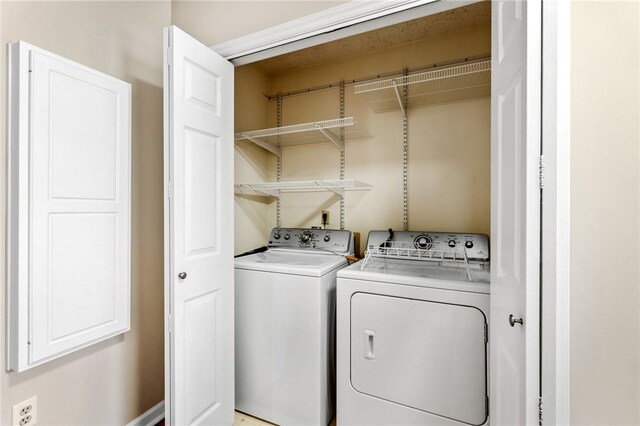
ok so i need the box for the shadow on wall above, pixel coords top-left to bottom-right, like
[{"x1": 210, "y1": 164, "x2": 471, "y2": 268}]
[{"x1": 127, "y1": 72, "x2": 166, "y2": 412}]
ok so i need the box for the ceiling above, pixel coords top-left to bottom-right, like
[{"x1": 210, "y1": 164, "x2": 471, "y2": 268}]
[{"x1": 255, "y1": 1, "x2": 491, "y2": 76}]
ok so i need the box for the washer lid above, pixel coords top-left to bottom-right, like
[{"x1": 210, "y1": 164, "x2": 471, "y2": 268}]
[{"x1": 234, "y1": 250, "x2": 348, "y2": 277}]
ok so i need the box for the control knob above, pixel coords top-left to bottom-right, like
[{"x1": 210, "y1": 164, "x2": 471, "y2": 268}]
[
  {"x1": 273, "y1": 233, "x2": 281, "y2": 240},
  {"x1": 300, "y1": 232, "x2": 312, "y2": 244},
  {"x1": 448, "y1": 240, "x2": 456, "y2": 248},
  {"x1": 284, "y1": 234, "x2": 290, "y2": 240},
  {"x1": 465, "y1": 240, "x2": 474, "y2": 249},
  {"x1": 324, "y1": 235, "x2": 331, "y2": 242},
  {"x1": 415, "y1": 235, "x2": 432, "y2": 249}
]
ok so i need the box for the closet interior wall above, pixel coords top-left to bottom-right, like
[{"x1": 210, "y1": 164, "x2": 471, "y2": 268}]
[{"x1": 235, "y1": 10, "x2": 491, "y2": 256}]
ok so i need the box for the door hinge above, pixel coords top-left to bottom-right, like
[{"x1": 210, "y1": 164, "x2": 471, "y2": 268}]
[
  {"x1": 167, "y1": 181, "x2": 172, "y2": 199},
  {"x1": 539, "y1": 155, "x2": 545, "y2": 189},
  {"x1": 486, "y1": 396, "x2": 489, "y2": 417},
  {"x1": 484, "y1": 323, "x2": 488, "y2": 343},
  {"x1": 538, "y1": 396, "x2": 543, "y2": 425}
]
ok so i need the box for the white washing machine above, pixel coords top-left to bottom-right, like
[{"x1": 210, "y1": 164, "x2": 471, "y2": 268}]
[
  {"x1": 336, "y1": 230, "x2": 490, "y2": 426},
  {"x1": 234, "y1": 227, "x2": 354, "y2": 426}
]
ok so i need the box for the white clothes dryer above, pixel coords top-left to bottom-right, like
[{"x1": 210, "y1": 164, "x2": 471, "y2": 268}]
[
  {"x1": 337, "y1": 230, "x2": 490, "y2": 426},
  {"x1": 235, "y1": 227, "x2": 354, "y2": 426}
]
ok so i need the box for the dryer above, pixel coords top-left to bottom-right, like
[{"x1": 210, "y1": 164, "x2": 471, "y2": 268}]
[
  {"x1": 336, "y1": 230, "x2": 490, "y2": 426},
  {"x1": 235, "y1": 227, "x2": 354, "y2": 426}
]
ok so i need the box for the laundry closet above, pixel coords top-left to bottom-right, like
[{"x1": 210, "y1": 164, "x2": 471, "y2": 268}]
[
  {"x1": 162, "y1": 0, "x2": 540, "y2": 423},
  {"x1": 233, "y1": 1, "x2": 491, "y2": 255}
]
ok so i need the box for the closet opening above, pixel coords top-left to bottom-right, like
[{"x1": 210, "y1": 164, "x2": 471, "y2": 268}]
[{"x1": 232, "y1": 0, "x2": 492, "y2": 257}]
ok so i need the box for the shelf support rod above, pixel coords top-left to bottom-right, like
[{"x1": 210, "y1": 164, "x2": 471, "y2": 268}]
[
  {"x1": 276, "y1": 94, "x2": 283, "y2": 228},
  {"x1": 315, "y1": 125, "x2": 344, "y2": 151},
  {"x1": 243, "y1": 134, "x2": 280, "y2": 157},
  {"x1": 392, "y1": 79, "x2": 406, "y2": 114},
  {"x1": 339, "y1": 81, "x2": 346, "y2": 230},
  {"x1": 401, "y1": 68, "x2": 409, "y2": 231}
]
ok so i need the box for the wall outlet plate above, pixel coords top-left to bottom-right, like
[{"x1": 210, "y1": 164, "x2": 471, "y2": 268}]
[{"x1": 12, "y1": 396, "x2": 37, "y2": 426}]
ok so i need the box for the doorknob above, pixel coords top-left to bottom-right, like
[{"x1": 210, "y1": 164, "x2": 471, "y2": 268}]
[
  {"x1": 178, "y1": 272, "x2": 187, "y2": 280},
  {"x1": 509, "y1": 314, "x2": 523, "y2": 327}
]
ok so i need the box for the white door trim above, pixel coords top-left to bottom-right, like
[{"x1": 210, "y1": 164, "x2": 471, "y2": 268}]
[
  {"x1": 211, "y1": 0, "x2": 483, "y2": 65},
  {"x1": 210, "y1": 0, "x2": 571, "y2": 421},
  {"x1": 541, "y1": 0, "x2": 571, "y2": 424}
]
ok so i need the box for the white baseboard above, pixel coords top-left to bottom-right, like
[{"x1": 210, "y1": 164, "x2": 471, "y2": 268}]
[{"x1": 126, "y1": 400, "x2": 164, "y2": 426}]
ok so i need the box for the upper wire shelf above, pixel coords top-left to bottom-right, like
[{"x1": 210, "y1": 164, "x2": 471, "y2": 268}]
[
  {"x1": 360, "y1": 241, "x2": 473, "y2": 282},
  {"x1": 234, "y1": 179, "x2": 372, "y2": 199},
  {"x1": 234, "y1": 117, "x2": 368, "y2": 156},
  {"x1": 354, "y1": 59, "x2": 491, "y2": 113}
]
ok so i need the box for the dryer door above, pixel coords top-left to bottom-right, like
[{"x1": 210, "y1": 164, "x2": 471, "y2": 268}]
[{"x1": 351, "y1": 293, "x2": 488, "y2": 425}]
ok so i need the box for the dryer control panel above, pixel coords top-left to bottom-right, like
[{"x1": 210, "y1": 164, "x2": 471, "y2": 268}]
[
  {"x1": 268, "y1": 228, "x2": 353, "y2": 254},
  {"x1": 366, "y1": 230, "x2": 489, "y2": 261}
]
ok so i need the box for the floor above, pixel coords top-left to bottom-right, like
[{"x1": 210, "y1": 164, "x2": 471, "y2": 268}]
[
  {"x1": 154, "y1": 411, "x2": 275, "y2": 426},
  {"x1": 156, "y1": 411, "x2": 335, "y2": 425},
  {"x1": 234, "y1": 411, "x2": 276, "y2": 426}
]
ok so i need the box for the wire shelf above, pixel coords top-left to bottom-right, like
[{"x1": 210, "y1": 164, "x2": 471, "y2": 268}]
[
  {"x1": 234, "y1": 117, "x2": 368, "y2": 156},
  {"x1": 354, "y1": 60, "x2": 491, "y2": 113},
  {"x1": 234, "y1": 179, "x2": 372, "y2": 199},
  {"x1": 360, "y1": 241, "x2": 473, "y2": 282}
]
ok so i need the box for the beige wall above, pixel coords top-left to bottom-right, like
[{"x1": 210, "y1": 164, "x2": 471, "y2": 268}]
[
  {"x1": 570, "y1": 1, "x2": 640, "y2": 424},
  {"x1": 0, "y1": 2, "x2": 170, "y2": 424},
  {"x1": 244, "y1": 26, "x2": 491, "y2": 255},
  {"x1": 234, "y1": 64, "x2": 272, "y2": 254}
]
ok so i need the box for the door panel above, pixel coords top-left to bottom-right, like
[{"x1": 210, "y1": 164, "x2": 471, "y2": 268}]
[
  {"x1": 490, "y1": 0, "x2": 541, "y2": 424},
  {"x1": 29, "y1": 48, "x2": 131, "y2": 366},
  {"x1": 351, "y1": 293, "x2": 487, "y2": 425},
  {"x1": 164, "y1": 25, "x2": 234, "y2": 426}
]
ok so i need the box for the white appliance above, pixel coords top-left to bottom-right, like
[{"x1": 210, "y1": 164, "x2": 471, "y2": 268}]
[
  {"x1": 235, "y1": 227, "x2": 354, "y2": 426},
  {"x1": 337, "y1": 230, "x2": 490, "y2": 425}
]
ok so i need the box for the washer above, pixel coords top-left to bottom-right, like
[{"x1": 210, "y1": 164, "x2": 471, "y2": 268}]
[
  {"x1": 235, "y1": 227, "x2": 354, "y2": 426},
  {"x1": 337, "y1": 230, "x2": 490, "y2": 426}
]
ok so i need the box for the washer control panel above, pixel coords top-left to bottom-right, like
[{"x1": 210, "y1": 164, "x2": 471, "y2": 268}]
[
  {"x1": 268, "y1": 228, "x2": 353, "y2": 254},
  {"x1": 366, "y1": 230, "x2": 489, "y2": 261}
]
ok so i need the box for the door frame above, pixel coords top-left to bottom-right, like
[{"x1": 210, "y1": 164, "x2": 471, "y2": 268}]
[
  {"x1": 541, "y1": 1, "x2": 571, "y2": 424},
  {"x1": 211, "y1": 0, "x2": 571, "y2": 423}
]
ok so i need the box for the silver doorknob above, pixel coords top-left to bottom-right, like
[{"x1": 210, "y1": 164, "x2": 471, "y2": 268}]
[
  {"x1": 178, "y1": 272, "x2": 187, "y2": 280},
  {"x1": 509, "y1": 314, "x2": 523, "y2": 327}
]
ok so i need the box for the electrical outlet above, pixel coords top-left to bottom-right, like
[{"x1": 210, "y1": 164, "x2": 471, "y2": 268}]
[
  {"x1": 12, "y1": 396, "x2": 37, "y2": 426},
  {"x1": 321, "y1": 210, "x2": 330, "y2": 226}
]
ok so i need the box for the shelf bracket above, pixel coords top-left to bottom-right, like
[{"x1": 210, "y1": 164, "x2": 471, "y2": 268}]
[
  {"x1": 236, "y1": 185, "x2": 281, "y2": 198},
  {"x1": 317, "y1": 181, "x2": 345, "y2": 196},
  {"x1": 314, "y1": 125, "x2": 344, "y2": 151},
  {"x1": 253, "y1": 188, "x2": 281, "y2": 198},
  {"x1": 242, "y1": 133, "x2": 281, "y2": 157},
  {"x1": 392, "y1": 79, "x2": 406, "y2": 114}
]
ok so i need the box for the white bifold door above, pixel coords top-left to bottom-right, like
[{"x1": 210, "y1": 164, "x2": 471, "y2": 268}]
[
  {"x1": 164, "y1": 26, "x2": 235, "y2": 425},
  {"x1": 490, "y1": 0, "x2": 541, "y2": 424}
]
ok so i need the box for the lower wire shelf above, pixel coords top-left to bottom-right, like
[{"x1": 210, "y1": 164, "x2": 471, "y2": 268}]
[{"x1": 234, "y1": 179, "x2": 372, "y2": 198}]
